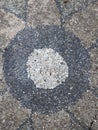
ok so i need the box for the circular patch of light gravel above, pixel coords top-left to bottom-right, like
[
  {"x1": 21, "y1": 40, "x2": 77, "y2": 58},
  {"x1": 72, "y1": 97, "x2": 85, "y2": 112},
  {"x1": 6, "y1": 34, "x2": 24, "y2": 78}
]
[{"x1": 26, "y1": 48, "x2": 68, "y2": 89}]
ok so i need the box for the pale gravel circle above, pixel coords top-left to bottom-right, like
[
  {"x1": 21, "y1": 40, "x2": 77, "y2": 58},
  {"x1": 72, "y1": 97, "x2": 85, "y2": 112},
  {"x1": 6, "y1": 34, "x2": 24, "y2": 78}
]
[{"x1": 26, "y1": 48, "x2": 68, "y2": 89}]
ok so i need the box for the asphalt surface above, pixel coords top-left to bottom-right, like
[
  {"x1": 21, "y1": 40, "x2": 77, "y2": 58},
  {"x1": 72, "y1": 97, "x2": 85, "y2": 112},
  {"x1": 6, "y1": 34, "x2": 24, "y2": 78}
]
[{"x1": 0, "y1": 0, "x2": 98, "y2": 130}]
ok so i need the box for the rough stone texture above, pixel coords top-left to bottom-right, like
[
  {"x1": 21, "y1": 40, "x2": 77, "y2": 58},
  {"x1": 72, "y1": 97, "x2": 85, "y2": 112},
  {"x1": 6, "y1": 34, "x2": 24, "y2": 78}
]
[
  {"x1": 0, "y1": 0, "x2": 26, "y2": 21},
  {"x1": 32, "y1": 110, "x2": 71, "y2": 130},
  {"x1": 63, "y1": 0, "x2": 97, "y2": 14},
  {"x1": 0, "y1": 52, "x2": 7, "y2": 91},
  {"x1": 0, "y1": 52, "x2": 3, "y2": 80},
  {"x1": 72, "y1": 91, "x2": 98, "y2": 129},
  {"x1": 0, "y1": 0, "x2": 98, "y2": 130},
  {"x1": 27, "y1": 0, "x2": 60, "y2": 27},
  {"x1": 27, "y1": 48, "x2": 68, "y2": 89},
  {"x1": 0, "y1": 9, "x2": 25, "y2": 50},
  {"x1": 89, "y1": 48, "x2": 98, "y2": 88},
  {"x1": 0, "y1": 9, "x2": 25, "y2": 92},
  {"x1": 0, "y1": 92, "x2": 30, "y2": 130},
  {"x1": 54, "y1": 0, "x2": 97, "y2": 24},
  {"x1": 3, "y1": 25, "x2": 90, "y2": 113},
  {"x1": 65, "y1": 1, "x2": 98, "y2": 48}
]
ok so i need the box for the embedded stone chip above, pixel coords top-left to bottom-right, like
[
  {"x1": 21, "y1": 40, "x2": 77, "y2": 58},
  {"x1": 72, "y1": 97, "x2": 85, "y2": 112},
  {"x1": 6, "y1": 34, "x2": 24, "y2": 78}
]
[{"x1": 26, "y1": 48, "x2": 69, "y2": 89}]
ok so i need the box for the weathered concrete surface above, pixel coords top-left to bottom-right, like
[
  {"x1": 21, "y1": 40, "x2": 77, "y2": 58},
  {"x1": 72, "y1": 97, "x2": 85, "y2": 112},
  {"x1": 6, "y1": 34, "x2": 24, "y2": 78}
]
[
  {"x1": 0, "y1": 92, "x2": 30, "y2": 130},
  {"x1": 27, "y1": 0, "x2": 60, "y2": 27},
  {"x1": 65, "y1": 1, "x2": 98, "y2": 48},
  {"x1": 31, "y1": 110, "x2": 71, "y2": 130},
  {"x1": 0, "y1": 0, "x2": 26, "y2": 21},
  {"x1": 0, "y1": 9, "x2": 25, "y2": 92},
  {"x1": 0, "y1": 51, "x2": 6, "y2": 91},
  {"x1": 72, "y1": 91, "x2": 98, "y2": 130},
  {"x1": 0, "y1": 9, "x2": 25, "y2": 49},
  {"x1": 90, "y1": 48, "x2": 98, "y2": 89},
  {"x1": 0, "y1": 0, "x2": 98, "y2": 130}
]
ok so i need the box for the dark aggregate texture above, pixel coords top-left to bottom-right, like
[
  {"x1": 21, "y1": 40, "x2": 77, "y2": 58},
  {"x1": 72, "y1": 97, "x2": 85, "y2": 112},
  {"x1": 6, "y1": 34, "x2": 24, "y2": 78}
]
[
  {"x1": 3, "y1": 25, "x2": 91, "y2": 114},
  {"x1": 0, "y1": 0, "x2": 98, "y2": 129}
]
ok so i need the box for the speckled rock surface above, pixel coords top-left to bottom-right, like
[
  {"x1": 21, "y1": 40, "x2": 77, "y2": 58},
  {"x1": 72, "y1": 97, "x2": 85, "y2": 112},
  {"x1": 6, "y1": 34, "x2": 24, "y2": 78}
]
[
  {"x1": 72, "y1": 91, "x2": 98, "y2": 130},
  {"x1": 0, "y1": 0, "x2": 26, "y2": 21},
  {"x1": 89, "y1": 48, "x2": 98, "y2": 89},
  {"x1": 0, "y1": 92, "x2": 30, "y2": 130},
  {"x1": 65, "y1": 1, "x2": 98, "y2": 48},
  {"x1": 0, "y1": 9, "x2": 25, "y2": 49},
  {"x1": 31, "y1": 110, "x2": 71, "y2": 130},
  {"x1": 0, "y1": 0, "x2": 98, "y2": 130},
  {"x1": 27, "y1": 0, "x2": 60, "y2": 27}
]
